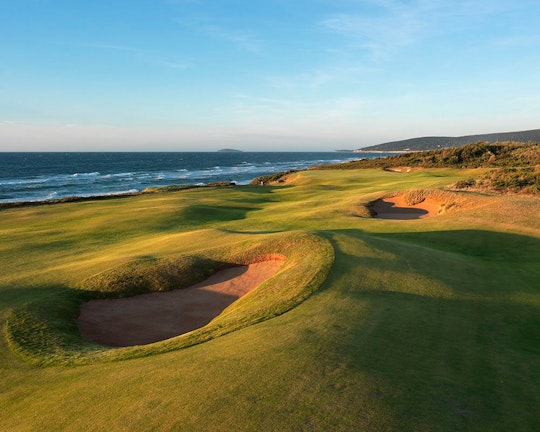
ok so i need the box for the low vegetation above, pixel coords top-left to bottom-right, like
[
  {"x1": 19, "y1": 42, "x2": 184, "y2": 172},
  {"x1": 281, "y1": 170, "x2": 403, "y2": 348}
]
[
  {"x1": 143, "y1": 181, "x2": 236, "y2": 193},
  {"x1": 315, "y1": 142, "x2": 539, "y2": 170},
  {"x1": 309, "y1": 142, "x2": 540, "y2": 194},
  {"x1": 399, "y1": 188, "x2": 479, "y2": 209},
  {"x1": 455, "y1": 166, "x2": 540, "y2": 194},
  {"x1": 249, "y1": 170, "x2": 296, "y2": 185}
]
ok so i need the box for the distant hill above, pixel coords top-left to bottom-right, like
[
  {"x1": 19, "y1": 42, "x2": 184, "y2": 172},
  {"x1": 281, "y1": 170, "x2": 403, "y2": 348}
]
[
  {"x1": 217, "y1": 148, "x2": 243, "y2": 153},
  {"x1": 359, "y1": 128, "x2": 540, "y2": 151}
]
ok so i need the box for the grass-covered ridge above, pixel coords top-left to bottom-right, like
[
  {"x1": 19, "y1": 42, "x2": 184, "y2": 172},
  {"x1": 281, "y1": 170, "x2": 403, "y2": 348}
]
[
  {"x1": 6, "y1": 230, "x2": 333, "y2": 366},
  {"x1": 1, "y1": 167, "x2": 539, "y2": 431}
]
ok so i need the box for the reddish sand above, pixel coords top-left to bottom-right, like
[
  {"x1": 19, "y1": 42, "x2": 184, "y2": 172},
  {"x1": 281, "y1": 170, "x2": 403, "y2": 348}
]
[
  {"x1": 77, "y1": 260, "x2": 284, "y2": 347},
  {"x1": 371, "y1": 196, "x2": 441, "y2": 220}
]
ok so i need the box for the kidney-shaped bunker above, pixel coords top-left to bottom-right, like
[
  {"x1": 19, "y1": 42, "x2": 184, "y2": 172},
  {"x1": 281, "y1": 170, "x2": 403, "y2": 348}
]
[{"x1": 77, "y1": 260, "x2": 284, "y2": 347}]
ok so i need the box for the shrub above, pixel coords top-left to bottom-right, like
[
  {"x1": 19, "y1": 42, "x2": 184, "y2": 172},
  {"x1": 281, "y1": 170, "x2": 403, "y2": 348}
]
[
  {"x1": 311, "y1": 142, "x2": 540, "y2": 170},
  {"x1": 455, "y1": 178, "x2": 477, "y2": 189},
  {"x1": 250, "y1": 170, "x2": 295, "y2": 185}
]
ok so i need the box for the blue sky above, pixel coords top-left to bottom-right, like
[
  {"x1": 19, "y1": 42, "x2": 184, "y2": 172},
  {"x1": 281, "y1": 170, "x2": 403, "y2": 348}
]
[{"x1": 1, "y1": 0, "x2": 540, "y2": 151}]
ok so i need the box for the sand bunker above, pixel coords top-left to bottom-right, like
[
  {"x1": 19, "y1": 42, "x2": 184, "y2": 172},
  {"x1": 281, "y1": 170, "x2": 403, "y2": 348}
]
[
  {"x1": 384, "y1": 166, "x2": 416, "y2": 173},
  {"x1": 371, "y1": 195, "x2": 441, "y2": 219},
  {"x1": 370, "y1": 189, "x2": 478, "y2": 220},
  {"x1": 77, "y1": 260, "x2": 284, "y2": 347}
]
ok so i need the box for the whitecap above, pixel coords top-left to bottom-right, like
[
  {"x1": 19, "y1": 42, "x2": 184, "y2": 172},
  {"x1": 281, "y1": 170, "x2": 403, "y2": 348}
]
[{"x1": 71, "y1": 172, "x2": 100, "y2": 178}]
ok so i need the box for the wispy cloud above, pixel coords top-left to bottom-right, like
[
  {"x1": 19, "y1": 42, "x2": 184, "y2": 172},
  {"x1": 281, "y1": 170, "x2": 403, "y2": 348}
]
[
  {"x1": 223, "y1": 94, "x2": 371, "y2": 129},
  {"x1": 265, "y1": 69, "x2": 334, "y2": 89},
  {"x1": 319, "y1": 0, "x2": 538, "y2": 61},
  {"x1": 265, "y1": 64, "x2": 373, "y2": 90},
  {"x1": 320, "y1": 0, "x2": 425, "y2": 61},
  {"x1": 84, "y1": 43, "x2": 140, "y2": 52},
  {"x1": 154, "y1": 60, "x2": 191, "y2": 70},
  {"x1": 174, "y1": 17, "x2": 262, "y2": 54},
  {"x1": 82, "y1": 42, "x2": 191, "y2": 71},
  {"x1": 492, "y1": 35, "x2": 540, "y2": 48},
  {"x1": 135, "y1": 53, "x2": 191, "y2": 71}
]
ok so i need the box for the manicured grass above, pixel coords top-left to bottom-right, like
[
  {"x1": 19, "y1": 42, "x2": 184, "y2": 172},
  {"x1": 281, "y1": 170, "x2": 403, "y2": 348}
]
[
  {"x1": 6, "y1": 230, "x2": 333, "y2": 365},
  {"x1": 1, "y1": 168, "x2": 539, "y2": 431}
]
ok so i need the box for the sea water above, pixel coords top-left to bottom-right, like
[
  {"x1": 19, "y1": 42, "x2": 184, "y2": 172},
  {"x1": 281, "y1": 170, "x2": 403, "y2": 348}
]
[{"x1": 0, "y1": 152, "x2": 388, "y2": 203}]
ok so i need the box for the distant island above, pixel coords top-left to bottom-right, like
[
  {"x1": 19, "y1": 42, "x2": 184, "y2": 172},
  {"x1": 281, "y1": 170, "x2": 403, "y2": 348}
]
[
  {"x1": 217, "y1": 148, "x2": 243, "y2": 153},
  {"x1": 357, "y1": 128, "x2": 540, "y2": 152}
]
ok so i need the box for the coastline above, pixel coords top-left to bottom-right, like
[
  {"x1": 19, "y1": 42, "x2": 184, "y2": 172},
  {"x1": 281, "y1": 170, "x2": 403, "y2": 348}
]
[
  {"x1": 0, "y1": 182, "x2": 237, "y2": 210},
  {"x1": 0, "y1": 152, "x2": 366, "y2": 205},
  {"x1": 354, "y1": 149, "x2": 411, "y2": 154}
]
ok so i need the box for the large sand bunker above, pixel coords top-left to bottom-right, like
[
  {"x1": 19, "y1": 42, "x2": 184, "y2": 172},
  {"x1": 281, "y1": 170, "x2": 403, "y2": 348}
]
[
  {"x1": 370, "y1": 189, "x2": 476, "y2": 220},
  {"x1": 371, "y1": 195, "x2": 440, "y2": 219},
  {"x1": 78, "y1": 260, "x2": 284, "y2": 347}
]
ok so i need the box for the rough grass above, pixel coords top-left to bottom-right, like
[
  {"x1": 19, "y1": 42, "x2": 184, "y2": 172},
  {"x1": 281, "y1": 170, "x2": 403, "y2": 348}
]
[
  {"x1": 312, "y1": 142, "x2": 540, "y2": 170},
  {"x1": 305, "y1": 142, "x2": 540, "y2": 195},
  {"x1": 455, "y1": 166, "x2": 540, "y2": 194},
  {"x1": 1, "y1": 167, "x2": 539, "y2": 431}
]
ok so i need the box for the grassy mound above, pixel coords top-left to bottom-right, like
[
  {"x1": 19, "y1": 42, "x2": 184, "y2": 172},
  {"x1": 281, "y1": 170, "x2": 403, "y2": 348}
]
[
  {"x1": 78, "y1": 255, "x2": 226, "y2": 297},
  {"x1": 5, "y1": 231, "x2": 333, "y2": 366},
  {"x1": 399, "y1": 189, "x2": 483, "y2": 213}
]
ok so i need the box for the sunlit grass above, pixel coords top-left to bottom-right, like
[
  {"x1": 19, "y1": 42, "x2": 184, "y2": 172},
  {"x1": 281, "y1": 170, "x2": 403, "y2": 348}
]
[{"x1": 1, "y1": 167, "x2": 539, "y2": 431}]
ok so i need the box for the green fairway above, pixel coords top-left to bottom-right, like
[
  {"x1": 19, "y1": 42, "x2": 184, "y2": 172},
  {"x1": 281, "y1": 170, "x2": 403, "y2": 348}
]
[{"x1": 1, "y1": 168, "x2": 539, "y2": 431}]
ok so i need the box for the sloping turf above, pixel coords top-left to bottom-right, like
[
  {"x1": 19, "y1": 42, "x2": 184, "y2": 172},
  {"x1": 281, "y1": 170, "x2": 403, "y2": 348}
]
[{"x1": 1, "y1": 168, "x2": 539, "y2": 431}]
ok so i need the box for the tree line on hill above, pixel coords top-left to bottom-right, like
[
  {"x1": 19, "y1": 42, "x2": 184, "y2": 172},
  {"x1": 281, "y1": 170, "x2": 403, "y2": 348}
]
[{"x1": 360, "y1": 128, "x2": 540, "y2": 151}]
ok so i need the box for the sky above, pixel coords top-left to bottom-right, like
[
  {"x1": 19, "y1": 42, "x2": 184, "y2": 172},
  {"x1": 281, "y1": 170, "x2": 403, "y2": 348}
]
[{"x1": 1, "y1": 0, "x2": 540, "y2": 151}]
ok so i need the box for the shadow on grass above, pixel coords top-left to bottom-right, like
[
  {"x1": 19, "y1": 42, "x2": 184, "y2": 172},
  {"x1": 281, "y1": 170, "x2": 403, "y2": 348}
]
[
  {"x1": 219, "y1": 228, "x2": 286, "y2": 235},
  {"x1": 314, "y1": 288, "x2": 540, "y2": 431},
  {"x1": 324, "y1": 228, "x2": 540, "y2": 299},
  {"x1": 308, "y1": 228, "x2": 540, "y2": 431},
  {"x1": 0, "y1": 284, "x2": 73, "y2": 308},
  {"x1": 371, "y1": 199, "x2": 429, "y2": 219},
  {"x1": 372, "y1": 229, "x2": 540, "y2": 263},
  {"x1": 150, "y1": 203, "x2": 262, "y2": 232},
  {"x1": 229, "y1": 185, "x2": 294, "y2": 203}
]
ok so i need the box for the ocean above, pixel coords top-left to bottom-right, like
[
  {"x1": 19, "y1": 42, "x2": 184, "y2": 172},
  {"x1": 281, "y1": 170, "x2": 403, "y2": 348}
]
[{"x1": 0, "y1": 152, "x2": 388, "y2": 204}]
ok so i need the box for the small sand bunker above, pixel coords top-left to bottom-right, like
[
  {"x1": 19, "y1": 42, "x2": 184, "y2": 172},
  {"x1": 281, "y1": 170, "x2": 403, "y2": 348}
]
[
  {"x1": 384, "y1": 166, "x2": 416, "y2": 173},
  {"x1": 370, "y1": 189, "x2": 475, "y2": 220},
  {"x1": 371, "y1": 196, "x2": 440, "y2": 219},
  {"x1": 77, "y1": 260, "x2": 284, "y2": 347}
]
